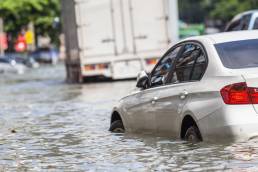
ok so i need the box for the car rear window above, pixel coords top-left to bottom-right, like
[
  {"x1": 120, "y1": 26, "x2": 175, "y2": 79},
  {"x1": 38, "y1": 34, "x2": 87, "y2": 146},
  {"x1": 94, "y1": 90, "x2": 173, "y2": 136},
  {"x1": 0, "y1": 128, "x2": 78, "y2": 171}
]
[{"x1": 215, "y1": 39, "x2": 258, "y2": 69}]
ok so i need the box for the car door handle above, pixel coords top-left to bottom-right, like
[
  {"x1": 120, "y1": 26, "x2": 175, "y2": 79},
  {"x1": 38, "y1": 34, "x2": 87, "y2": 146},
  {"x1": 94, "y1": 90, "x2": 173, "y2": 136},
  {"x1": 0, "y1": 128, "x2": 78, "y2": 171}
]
[
  {"x1": 180, "y1": 90, "x2": 188, "y2": 100},
  {"x1": 151, "y1": 97, "x2": 158, "y2": 104}
]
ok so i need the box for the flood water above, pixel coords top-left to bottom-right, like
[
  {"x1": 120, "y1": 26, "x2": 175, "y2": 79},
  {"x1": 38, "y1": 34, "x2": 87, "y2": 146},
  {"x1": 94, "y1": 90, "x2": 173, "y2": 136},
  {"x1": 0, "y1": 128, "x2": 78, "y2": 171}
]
[{"x1": 0, "y1": 65, "x2": 258, "y2": 171}]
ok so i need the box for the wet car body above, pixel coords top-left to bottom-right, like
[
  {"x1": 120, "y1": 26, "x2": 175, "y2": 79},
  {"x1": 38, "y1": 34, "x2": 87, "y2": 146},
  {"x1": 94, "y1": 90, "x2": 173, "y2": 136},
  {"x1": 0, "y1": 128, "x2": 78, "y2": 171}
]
[{"x1": 110, "y1": 30, "x2": 258, "y2": 142}]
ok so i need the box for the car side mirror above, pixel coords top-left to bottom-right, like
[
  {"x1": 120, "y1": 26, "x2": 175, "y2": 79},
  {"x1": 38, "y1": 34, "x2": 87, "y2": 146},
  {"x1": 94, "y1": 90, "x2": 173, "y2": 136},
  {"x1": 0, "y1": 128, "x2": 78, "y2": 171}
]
[{"x1": 136, "y1": 71, "x2": 149, "y2": 89}]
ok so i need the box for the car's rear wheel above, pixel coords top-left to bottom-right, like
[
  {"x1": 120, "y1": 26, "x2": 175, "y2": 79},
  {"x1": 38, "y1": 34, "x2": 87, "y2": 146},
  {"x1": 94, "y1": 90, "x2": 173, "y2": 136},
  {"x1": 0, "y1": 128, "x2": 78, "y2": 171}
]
[
  {"x1": 109, "y1": 120, "x2": 125, "y2": 133},
  {"x1": 184, "y1": 125, "x2": 202, "y2": 142}
]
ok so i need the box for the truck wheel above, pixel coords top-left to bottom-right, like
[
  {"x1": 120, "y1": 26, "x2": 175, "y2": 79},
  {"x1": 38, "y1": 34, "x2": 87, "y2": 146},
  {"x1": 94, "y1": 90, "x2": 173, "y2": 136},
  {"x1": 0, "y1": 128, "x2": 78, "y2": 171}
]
[
  {"x1": 184, "y1": 126, "x2": 202, "y2": 142},
  {"x1": 109, "y1": 120, "x2": 125, "y2": 133}
]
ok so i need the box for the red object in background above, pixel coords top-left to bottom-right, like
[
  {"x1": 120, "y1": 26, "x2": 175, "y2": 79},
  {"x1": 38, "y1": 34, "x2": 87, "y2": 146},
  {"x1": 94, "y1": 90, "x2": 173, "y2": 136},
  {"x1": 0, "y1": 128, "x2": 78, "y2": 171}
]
[
  {"x1": 15, "y1": 34, "x2": 27, "y2": 52},
  {"x1": 0, "y1": 33, "x2": 8, "y2": 50}
]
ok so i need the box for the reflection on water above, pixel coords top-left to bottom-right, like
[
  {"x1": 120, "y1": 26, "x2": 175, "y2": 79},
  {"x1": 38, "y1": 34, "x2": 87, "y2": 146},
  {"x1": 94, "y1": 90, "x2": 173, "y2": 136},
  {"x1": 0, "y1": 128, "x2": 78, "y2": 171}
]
[{"x1": 0, "y1": 65, "x2": 258, "y2": 171}]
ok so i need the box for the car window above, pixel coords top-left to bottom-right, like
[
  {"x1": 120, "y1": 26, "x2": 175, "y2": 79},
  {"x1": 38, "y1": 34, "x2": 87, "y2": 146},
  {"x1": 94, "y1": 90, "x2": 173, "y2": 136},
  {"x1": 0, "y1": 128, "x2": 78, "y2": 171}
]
[
  {"x1": 215, "y1": 39, "x2": 258, "y2": 69},
  {"x1": 241, "y1": 14, "x2": 252, "y2": 30},
  {"x1": 253, "y1": 17, "x2": 258, "y2": 29},
  {"x1": 150, "y1": 46, "x2": 181, "y2": 87},
  {"x1": 191, "y1": 50, "x2": 207, "y2": 80},
  {"x1": 226, "y1": 19, "x2": 242, "y2": 31},
  {"x1": 226, "y1": 14, "x2": 251, "y2": 31},
  {"x1": 170, "y1": 44, "x2": 206, "y2": 83}
]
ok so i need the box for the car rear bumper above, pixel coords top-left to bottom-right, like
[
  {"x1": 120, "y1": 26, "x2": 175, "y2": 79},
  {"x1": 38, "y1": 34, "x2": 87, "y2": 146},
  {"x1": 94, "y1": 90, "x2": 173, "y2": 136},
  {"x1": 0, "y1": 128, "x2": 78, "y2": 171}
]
[{"x1": 198, "y1": 104, "x2": 258, "y2": 142}]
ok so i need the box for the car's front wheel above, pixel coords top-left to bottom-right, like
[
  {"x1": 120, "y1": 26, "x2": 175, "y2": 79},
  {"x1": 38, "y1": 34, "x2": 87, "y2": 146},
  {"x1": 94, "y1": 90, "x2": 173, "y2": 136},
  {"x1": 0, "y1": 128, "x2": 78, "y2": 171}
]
[
  {"x1": 184, "y1": 125, "x2": 202, "y2": 142},
  {"x1": 109, "y1": 120, "x2": 125, "y2": 133}
]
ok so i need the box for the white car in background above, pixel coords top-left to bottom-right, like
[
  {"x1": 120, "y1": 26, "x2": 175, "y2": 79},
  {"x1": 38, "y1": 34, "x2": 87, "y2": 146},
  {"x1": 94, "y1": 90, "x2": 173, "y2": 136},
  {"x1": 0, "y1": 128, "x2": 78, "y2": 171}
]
[
  {"x1": 0, "y1": 58, "x2": 26, "y2": 74},
  {"x1": 110, "y1": 30, "x2": 258, "y2": 142},
  {"x1": 225, "y1": 10, "x2": 258, "y2": 31}
]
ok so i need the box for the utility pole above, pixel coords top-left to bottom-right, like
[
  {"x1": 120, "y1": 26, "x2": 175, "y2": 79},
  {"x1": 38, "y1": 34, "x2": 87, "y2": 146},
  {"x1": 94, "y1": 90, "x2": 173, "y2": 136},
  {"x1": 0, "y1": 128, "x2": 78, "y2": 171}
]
[
  {"x1": 25, "y1": 21, "x2": 36, "y2": 53},
  {"x1": 0, "y1": 18, "x2": 4, "y2": 55},
  {"x1": 28, "y1": 22, "x2": 36, "y2": 51}
]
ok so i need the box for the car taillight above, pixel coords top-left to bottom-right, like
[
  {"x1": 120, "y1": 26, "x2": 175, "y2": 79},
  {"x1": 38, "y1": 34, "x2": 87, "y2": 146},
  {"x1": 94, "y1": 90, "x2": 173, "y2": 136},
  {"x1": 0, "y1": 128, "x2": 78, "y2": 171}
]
[
  {"x1": 220, "y1": 82, "x2": 258, "y2": 104},
  {"x1": 84, "y1": 63, "x2": 109, "y2": 71},
  {"x1": 84, "y1": 64, "x2": 96, "y2": 71},
  {"x1": 96, "y1": 63, "x2": 109, "y2": 70},
  {"x1": 249, "y1": 87, "x2": 258, "y2": 104}
]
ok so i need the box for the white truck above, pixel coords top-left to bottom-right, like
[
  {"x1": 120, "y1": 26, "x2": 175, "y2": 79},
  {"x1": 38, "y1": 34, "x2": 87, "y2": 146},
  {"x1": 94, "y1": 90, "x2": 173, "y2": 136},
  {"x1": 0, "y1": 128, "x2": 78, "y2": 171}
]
[{"x1": 62, "y1": 0, "x2": 179, "y2": 81}]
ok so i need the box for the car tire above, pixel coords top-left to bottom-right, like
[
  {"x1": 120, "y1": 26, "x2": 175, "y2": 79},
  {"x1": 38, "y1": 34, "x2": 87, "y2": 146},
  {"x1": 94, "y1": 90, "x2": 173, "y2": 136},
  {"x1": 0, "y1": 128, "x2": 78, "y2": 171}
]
[
  {"x1": 109, "y1": 120, "x2": 125, "y2": 133},
  {"x1": 184, "y1": 125, "x2": 202, "y2": 142}
]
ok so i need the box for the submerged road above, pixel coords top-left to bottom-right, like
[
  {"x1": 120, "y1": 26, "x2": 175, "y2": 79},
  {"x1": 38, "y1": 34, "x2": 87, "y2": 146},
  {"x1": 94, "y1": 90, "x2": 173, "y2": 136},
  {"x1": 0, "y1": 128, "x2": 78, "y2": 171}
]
[{"x1": 0, "y1": 65, "x2": 257, "y2": 171}]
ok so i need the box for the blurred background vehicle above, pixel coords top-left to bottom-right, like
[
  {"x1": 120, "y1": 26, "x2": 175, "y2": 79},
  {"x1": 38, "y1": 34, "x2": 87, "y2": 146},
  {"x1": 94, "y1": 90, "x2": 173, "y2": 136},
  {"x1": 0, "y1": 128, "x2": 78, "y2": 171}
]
[
  {"x1": 30, "y1": 47, "x2": 59, "y2": 65},
  {"x1": 0, "y1": 0, "x2": 61, "y2": 75},
  {"x1": 5, "y1": 53, "x2": 39, "y2": 68},
  {"x1": 0, "y1": 56, "x2": 26, "y2": 74},
  {"x1": 225, "y1": 10, "x2": 258, "y2": 32}
]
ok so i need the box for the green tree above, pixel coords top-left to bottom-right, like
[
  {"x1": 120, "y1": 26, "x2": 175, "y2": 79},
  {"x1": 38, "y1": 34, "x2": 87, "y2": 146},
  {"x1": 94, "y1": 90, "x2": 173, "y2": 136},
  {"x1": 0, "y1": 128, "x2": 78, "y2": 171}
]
[
  {"x1": 202, "y1": 0, "x2": 258, "y2": 22},
  {"x1": 179, "y1": 0, "x2": 258, "y2": 29},
  {"x1": 0, "y1": 0, "x2": 60, "y2": 45}
]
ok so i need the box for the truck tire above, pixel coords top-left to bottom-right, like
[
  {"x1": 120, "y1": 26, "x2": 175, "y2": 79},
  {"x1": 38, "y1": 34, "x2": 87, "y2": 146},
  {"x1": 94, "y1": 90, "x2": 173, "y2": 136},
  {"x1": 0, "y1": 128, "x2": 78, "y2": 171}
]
[
  {"x1": 184, "y1": 125, "x2": 202, "y2": 142},
  {"x1": 109, "y1": 120, "x2": 125, "y2": 133}
]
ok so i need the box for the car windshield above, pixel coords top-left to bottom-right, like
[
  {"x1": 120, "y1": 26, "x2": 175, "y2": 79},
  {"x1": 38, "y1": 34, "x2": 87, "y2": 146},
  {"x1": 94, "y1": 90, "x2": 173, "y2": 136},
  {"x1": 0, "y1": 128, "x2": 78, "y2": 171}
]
[{"x1": 215, "y1": 39, "x2": 258, "y2": 69}]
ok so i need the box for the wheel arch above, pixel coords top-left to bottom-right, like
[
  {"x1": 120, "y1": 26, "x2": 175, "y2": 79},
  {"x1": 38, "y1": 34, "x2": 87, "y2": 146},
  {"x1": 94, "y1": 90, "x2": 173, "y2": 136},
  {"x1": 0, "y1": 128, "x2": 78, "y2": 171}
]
[
  {"x1": 110, "y1": 110, "x2": 123, "y2": 125},
  {"x1": 180, "y1": 114, "x2": 202, "y2": 140}
]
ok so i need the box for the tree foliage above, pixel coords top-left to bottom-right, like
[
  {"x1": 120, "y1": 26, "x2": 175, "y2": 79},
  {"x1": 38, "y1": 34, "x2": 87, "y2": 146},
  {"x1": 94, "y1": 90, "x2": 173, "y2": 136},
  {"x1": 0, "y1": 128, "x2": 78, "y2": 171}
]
[
  {"x1": 0, "y1": 0, "x2": 60, "y2": 44},
  {"x1": 208, "y1": 0, "x2": 258, "y2": 22},
  {"x1": 179, "y1": 0, "x2": 258, "y2": 23}
]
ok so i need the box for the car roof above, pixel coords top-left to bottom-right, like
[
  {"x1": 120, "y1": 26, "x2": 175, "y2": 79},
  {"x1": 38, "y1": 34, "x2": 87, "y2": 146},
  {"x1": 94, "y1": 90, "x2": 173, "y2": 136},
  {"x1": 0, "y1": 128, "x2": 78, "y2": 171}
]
[
  {"x1": 234, "y1": 10, "x2": 258, "y2": 18},
  {"x1": 230, "y1": 10, "x2": 258, "y2": 22},
  {"x1": 183, "y1": 30, "x2": 258, "y2": 44}
]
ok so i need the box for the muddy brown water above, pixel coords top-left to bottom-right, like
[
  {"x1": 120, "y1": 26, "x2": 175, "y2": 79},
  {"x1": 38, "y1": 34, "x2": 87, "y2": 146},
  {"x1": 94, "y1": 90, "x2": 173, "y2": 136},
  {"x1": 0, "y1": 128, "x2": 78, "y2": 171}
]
[{"x1": 0, "y1": 65, "x2": 258, "y2": 171}]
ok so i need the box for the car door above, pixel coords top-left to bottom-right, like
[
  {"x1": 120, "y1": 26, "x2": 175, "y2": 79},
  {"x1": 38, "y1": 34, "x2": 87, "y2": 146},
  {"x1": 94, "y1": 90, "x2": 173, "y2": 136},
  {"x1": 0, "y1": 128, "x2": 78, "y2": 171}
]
[
  {"x1": 154, "y1": 43, "x2": 208, "y2": 137},
  {"x1": 124, "y1": 86, "x2": 162, "y2": 133},
  {"x1": 124, "y1": 45, "x2": 182, "y2": 133}
]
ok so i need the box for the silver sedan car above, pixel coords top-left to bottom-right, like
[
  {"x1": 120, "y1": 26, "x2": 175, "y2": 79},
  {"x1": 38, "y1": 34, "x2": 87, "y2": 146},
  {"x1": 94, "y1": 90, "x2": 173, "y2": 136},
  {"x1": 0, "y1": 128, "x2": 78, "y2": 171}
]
[{"x1": 109, "y1": 30, "x2": 258, "y2": 142}]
